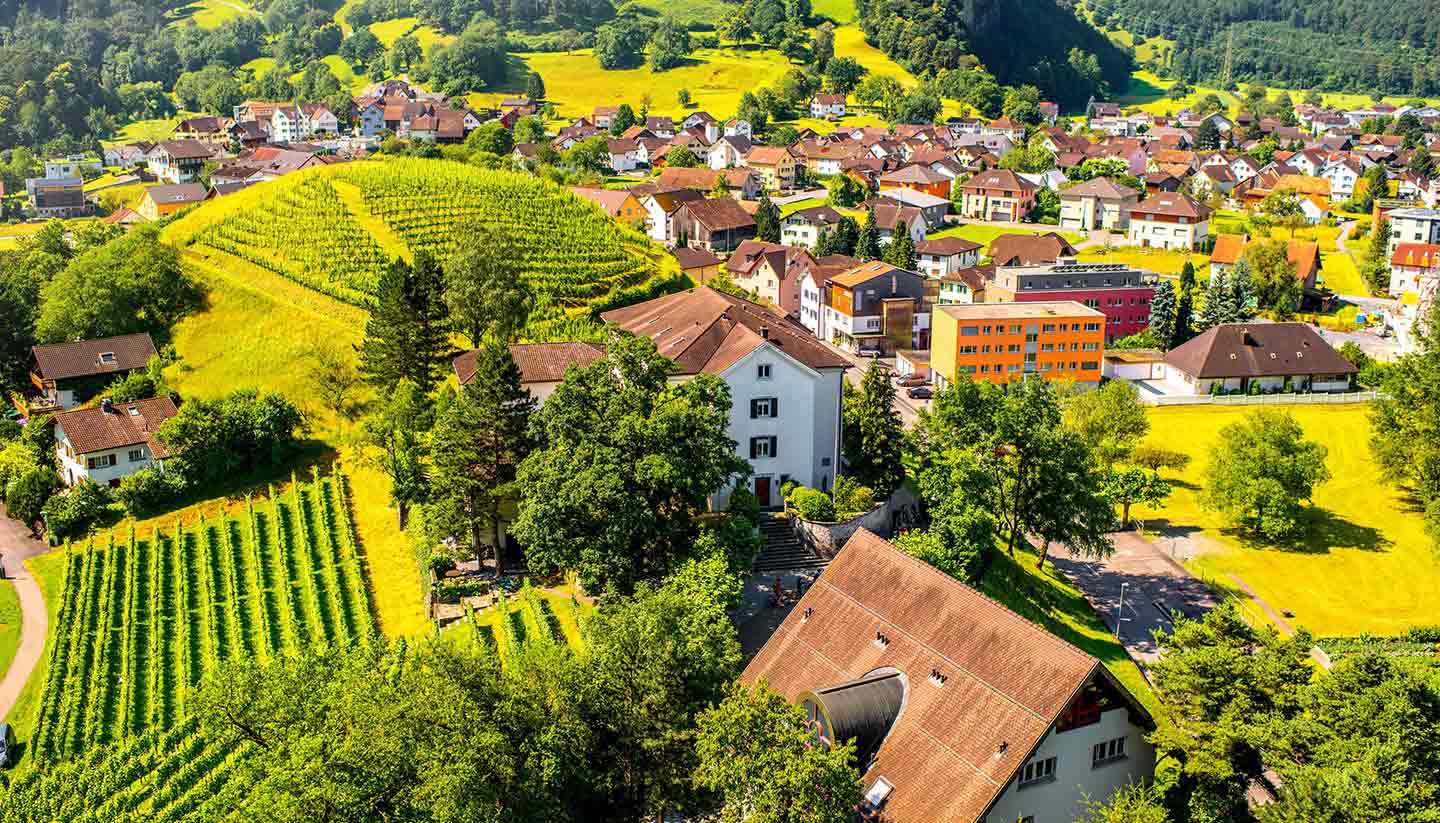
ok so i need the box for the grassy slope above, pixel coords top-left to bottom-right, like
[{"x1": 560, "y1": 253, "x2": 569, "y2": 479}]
[
  {"x1": 4, "y1": 550, "x2": 68, "y2": 764},
  {"x1": 1117, "y1": 67, "x2": 1440, "y2": 116},
  {"x1": 167, "y1": 0, "x2": 259, "y2": 29},
  {"x1": 1136, "y1": 405, "x2": 1438, "y2": 637},
  {"x1": 0, "y1": 580, "x2": 19, "y2": 699},
  {"x1": 929, "y1": 223, "x2": 1085, "y2": 255}
]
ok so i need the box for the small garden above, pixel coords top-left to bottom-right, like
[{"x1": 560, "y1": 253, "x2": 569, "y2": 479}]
[{"x1": 1317, "y1": 625, "x2": 1440, "y2": 671}]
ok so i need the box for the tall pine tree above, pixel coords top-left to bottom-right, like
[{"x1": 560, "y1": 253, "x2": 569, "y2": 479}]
[
  {"x1": 1174, "y1": 261, "x2": 1197, "y2": 345},
  {"x1": 358, "y1": 255, "x2": 451, "y2": 391},
  {"x1": 886, "y1": 220, "x2": 917, "y2": 270},
  {"x1": 855, "y1": 205, "x2": 881, "y2": 261},
  {"x1": 754, "y1": 192, "x2": 781, "y2": 243},
  {"x1": 1148, "y1": 279, "x2": 1177, "y2": 349},
  {"x1": 842, "y1": 365, "x2": 905, "y2": 493},
  {"x1": 427, "y1": 342, "x2": 535, "y2": 575},
  {"x1": 1228, "y1": 258, "x2": 1258, "y2": 319},
  {"x1": 832, "y1": 215, "x2": 860, "y2": 256},
  {"x1": 1197, "y1": 270, "x2": 1234, "y2": 331}
]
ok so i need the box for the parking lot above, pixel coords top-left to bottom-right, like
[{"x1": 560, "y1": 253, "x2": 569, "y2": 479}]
[{"x1": 824, "y1": 344, "x2": 932, "y2": 427}]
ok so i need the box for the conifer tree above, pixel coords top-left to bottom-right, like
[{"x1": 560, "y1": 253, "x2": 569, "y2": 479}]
[
  {"x1": 427, "y1": 342, "x2": 535, "y2": 575},
  {"x1": 1228, "y1": 258, "x2": 1258, "y2": 319},
  {"x1": 1148, "y1": 279, "x2": 1177, "y2": 348},
  {"x1": 832, "y1": 215, "x2": 860, "y2": 256},
  {"x1": 358, "y1": 255, "x2": 450, "y2": 391},
  {"x1": 754, "y1": 192, "x2": 781, "y2": 243},
  {"x1": 1174, "y1": 261, "x2": 1197, "y2": 344},
  {"x1": 842, "y1": 365, "x2": 905, "y2": 493},
  {"x1": 855, "y1": 205, "x2": 881, "y2": 260},
  {"x1": 1197, "y1": 270, "x2": 1233, "y2": 331},
  {"x1": 886, "y1": 220, "x2": 917, "y2": 269},
  {"x1": 814, "y1": 228, "x2": 832, "y2": 255}
]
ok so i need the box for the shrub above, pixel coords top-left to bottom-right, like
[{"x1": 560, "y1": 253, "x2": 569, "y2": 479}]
[
  {"x1": 832, "y1": 476, "x2": 876, "y2": 519},
  {"x1": 727, "y1": 484, "x2": 761, "y2": 529},
  {"x1": 894, "y1": 503, "x2": 996, "y2": 584},
  {"x1": 1404, "y1": 624, "x2": 1440, "y2": 643},
  {"x1": 789, "y1": 486, "x2": 835, "y2": 521},
  {"x1": 706, "y1": 512, "x2": 762, "y2": 572},
  {"x1": 0, "y1": 441, "x2": 41, "y2": 500},
  {"x1": 6, "y1": 466, "x2": 59, "y2": 527},
  {"x1": 115, "y1": 466, "x2": 186, "y2": 517},
  {"x1": 41, "y1": 480, "x2": 114, "y2": 541},
  {"x1": 0, "y1": 419, "x2": 20, "y2": 443}
]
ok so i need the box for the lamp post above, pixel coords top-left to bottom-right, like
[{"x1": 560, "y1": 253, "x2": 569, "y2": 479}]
[{"x1": 1114, "y1": 581, "x2": 1128, "y2": 640}]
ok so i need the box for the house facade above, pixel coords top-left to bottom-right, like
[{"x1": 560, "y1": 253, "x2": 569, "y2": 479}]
[
  {"x1": 986, "y1": 260, "x2": 1155, "y2": 342},
  {"x1": 1155, "y1": 323, "x2": 1356, "y2": 395},
  {"x1": 29, "y1": 333, "x2": 159, "y2": 412},
  {"x1": 821, "y1": 261, "x2": 930, "y2": 353},
  {"x1": 781, "y1": 205, "x2": 845, "y2": 249},
  {"x1": 914, "y1": 236, "x2": 981, "y2": 280},
  {"x1": 1127, "y1": 192, "x2": 1212, "y2": 250},
  {"x1": 959, "y1": 169, "x2": 1038, "y2": 222},
  {"x1": 673, "y1": 197, "x2": 758, "y2": 252},
  {"x1": 1389, "y1": 242, "x2": 1440, "y2": 298},
  {"x1": 54, "y1": 397, "x2": 177, "y2": 487},
  {"x1": 137, "y1": 183, "x2": 207, "y2": 221},
  {"x1": 931, "y1": 301, "x2": 1106, "y2": 388},
  {"x1": 743, "y1": 146, "x2": 797, "y2": 191},
  {"x1": 1059, "y1": 177, "x2": 1140, "y2": 231},
  {"x1": 146, "y1": 140, "x2": 213, "y2": 184},
  {"x1": 742, "y1": 530, "x2": 1157, "y2": 823},
  {"x1": 810, "y1": 94, "x2": 846, "y2": 118},
  {"x1": 25, "y1": 177, "x2": 87, "y2": 218},
  {"x1": 1386, "y1": 208, "x2": 1440, "y2": 259}
]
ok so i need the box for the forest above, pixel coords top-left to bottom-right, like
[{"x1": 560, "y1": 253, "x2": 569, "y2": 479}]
[{"x1": 1090, "y1": 0, "x2": 1440, "y2": 95}]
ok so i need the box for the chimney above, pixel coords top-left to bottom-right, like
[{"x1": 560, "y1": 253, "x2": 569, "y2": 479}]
[
  {"x1": 100, "y1": 397, "x2": 113, "y2": 413},
  {"x1": 760, "y1": 326, "x2": 770, "y2": 340},
  {"x1": 1241, "y1": 328, "x2": 1256, "y2": 346}
]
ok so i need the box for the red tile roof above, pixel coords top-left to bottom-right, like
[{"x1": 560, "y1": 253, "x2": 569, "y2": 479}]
[
  {"x1": 453, "y1": 342, "x2": 606, "y2": 386},
  {"x1": 1391, "y1": 242, "x2": 1440, "y2": 269},
  {"x1": 1129, "y1": 191, "x2": 1212, "y2": 220},
  {"x1": 54, "y1": 397, "x2": 177, "y2": 456},
  {"x1": 32, "y1": 333, "x2": 158, "y2": 381}
]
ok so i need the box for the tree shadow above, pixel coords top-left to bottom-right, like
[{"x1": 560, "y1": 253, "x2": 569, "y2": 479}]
[{"x1": 1222, "y1": 507, "x2": 1390, "y2": 554}]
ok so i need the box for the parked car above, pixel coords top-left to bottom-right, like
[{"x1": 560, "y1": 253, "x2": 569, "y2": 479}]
[
  {"x1": 0, "y1": 723, "x2": 14, "y2": 768},
  {"x1": 895, "y1": 375, "x2": 927, "y2": 388},
  {"x1": 907, "y1": 386, "x2": 933, "y2": 399},
  {"x1": 857, "y1": 348, "x2": 882, "y2": 358}
]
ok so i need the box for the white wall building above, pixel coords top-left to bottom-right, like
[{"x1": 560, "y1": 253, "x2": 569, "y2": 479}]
[{"x1": 53, "y1": 397, "x2": 177, "y2": 488}]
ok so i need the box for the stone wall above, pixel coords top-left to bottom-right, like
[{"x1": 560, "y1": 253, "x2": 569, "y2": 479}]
[{"x1": 788, "y1": 484, "x2": 920, "y2": 558}]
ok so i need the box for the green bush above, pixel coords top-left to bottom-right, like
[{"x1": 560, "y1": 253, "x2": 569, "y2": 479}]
[
  {"x1": 0, "y1": 419, "x2": 20, "y2": 443},
  {"x1": 6, "y1": 466, "x2": 59, "y2": 527},
  {"x1": 0, "y1": 441, "x2": 41, "y2": 500},
  {"x1": 832, "y1": 476, "x2": 876, "y2": 519},
  {"x1": 41, "y1": 480, "x2": 115, "y2": 541},
  {"x1": 727, "y1": 484, "x2": 761, "y2": 528},
  {"x1": 115, "y1": 466, "x2": 186, "y2": 517},
  {"x1": 1404, "y1": 625, "x2": 1440, "y2": 643},
  {"x1": 789, "y1": 486, "x2": 835, "y2": 521}
]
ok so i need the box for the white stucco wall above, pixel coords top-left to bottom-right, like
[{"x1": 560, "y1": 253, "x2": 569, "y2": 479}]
[
  {"x1": 56, "y1": 427, "x2": 163, "y2": 487},
  {"x1": 984, "y1": 706, "x2": 1156, "y2": 823}
]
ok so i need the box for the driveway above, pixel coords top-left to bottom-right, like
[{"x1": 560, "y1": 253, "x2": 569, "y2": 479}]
[
  {"x1": 824, "y1": 344, "x2": 929, "y2": 427},
  {"x1": 1049, "y1": 530, "x2": 1220, "y2": 666},
  {"x1": 0, "y1": 507, "x2": 51, "y2": 722}
]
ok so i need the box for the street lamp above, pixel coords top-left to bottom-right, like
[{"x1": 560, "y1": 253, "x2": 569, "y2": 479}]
[{"x1": 1114, "y1": 581, "x2": 1128, "y2": 640}]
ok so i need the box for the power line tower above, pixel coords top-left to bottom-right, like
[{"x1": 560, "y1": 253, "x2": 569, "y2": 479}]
[{"x1": 1220, "y1": 28, "x2": 1235, "y2": 90}]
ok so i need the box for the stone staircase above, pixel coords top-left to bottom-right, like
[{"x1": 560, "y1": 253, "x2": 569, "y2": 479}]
[{"x1": 754, "y1": 514, "x2": 830, "y2": 573}]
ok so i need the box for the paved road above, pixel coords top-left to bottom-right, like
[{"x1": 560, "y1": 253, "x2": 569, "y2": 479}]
[
  {"x1": 0, "y1": 507, "x2": 51, "y2": 722},
  {"x1": 1050, "y1": 530, "x2": 1220, "y2": 666},
  {"x1": 824, "y1": 345, "x2": 929, "y2": 427}
]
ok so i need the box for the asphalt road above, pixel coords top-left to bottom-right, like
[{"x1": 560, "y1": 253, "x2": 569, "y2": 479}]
[{"x1": 824, "y1": 343, "x2": 930, "y2": 428}]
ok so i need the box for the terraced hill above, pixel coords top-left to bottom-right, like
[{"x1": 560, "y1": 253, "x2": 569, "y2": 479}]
[{"x1": 164, "y1": 158, "x2": 671, "y2": 335}]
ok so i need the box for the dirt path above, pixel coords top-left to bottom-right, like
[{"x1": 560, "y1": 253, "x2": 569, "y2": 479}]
[{"x1": 0, "y1": 508, "x2": 52, "y2": 721}]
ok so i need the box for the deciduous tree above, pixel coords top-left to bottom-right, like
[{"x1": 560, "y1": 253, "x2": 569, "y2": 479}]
[
  {"x1": 444, "y1": 219, "x2": 533, "y2": 347},
  {"x1": 1202, "y1": 410, "x2": 1330, "y2": 541}
]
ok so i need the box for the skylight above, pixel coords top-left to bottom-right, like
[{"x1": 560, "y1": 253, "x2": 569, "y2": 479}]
[{"x1": 864, "y1": 777, "x2": 893, "y2": 808}]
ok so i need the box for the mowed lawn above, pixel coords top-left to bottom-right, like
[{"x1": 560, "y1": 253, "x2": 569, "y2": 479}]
[
  {"x1": 1134, "y1": 404, "x2": 1437, "y2": 637},
  {"x1": 1078, "y1": 245, "x2": 1210, "y2": 276},
  {"x1": 0, "y1": 579, "x2": 19, "y2": 696},
  {"x1": 929, "y1": 223, "x2": 1084, "y2": 255}
]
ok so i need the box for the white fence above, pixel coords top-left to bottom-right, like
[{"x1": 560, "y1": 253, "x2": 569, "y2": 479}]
[{"x1": 1147, "y1": 390, "x2": 1380, "y2": 407}]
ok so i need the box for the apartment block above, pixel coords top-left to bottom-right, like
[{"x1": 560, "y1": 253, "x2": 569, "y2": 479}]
[{"x1": 931, "y1": 302, "x2": 1106, "y2": 389}]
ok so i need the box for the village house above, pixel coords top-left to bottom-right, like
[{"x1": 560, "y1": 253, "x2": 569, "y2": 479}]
[
  {"x1": 456, "y1": 341, "x2": 606, "y2": 408},
  {"x1": 1388, "y1": 242, "x2": 1440, "y2": 299},
  {"x1": 672, "y1": 197, "x2": 758, "y2": 252},
  {"x1": 54, "y1": 397, "x2": 178, "y2": 488},
  {"x1": 657, "y1": 166, "x2": 762, "y2": 200},
  {"x1": 1321, "y1": 158, "x2": 1365, "y2": 200},
  {"x1": 146, "y1": 139, "x2": 215, "y2": 184},
  {"x1": 354, "y1": 99, "x2": 386, "y2": 137},
  {"x1": 959, "y1": 169, "x2": 1038, "y2": 222},
  {"x1": 673, "y1": 246, "x2": 723, "y2": 284},
  {"x1": 877, "y1": 187, "x2": 949, "y2": 231},
  {"x1": 1058, "y1": 177, "x2": 1140, "y2": 232},
  {"x1": 28, "y1": 333, "x2": 159, "y2": 413},
  {"x1": 1210, "y1": 234, "x2": 1323, "y2": 292},
  {"x1": 725, "y1": 240, "x2": 817, "y2": 312},
  {"x1": 810, "y1": 93, "x2": 846, "y2": 119},
  {"x1": 878, "y1": 163, "x2": 952, "y2": 199},
  {"x1": 171, "y1": 115, "x2": 231, "y2": 145},
  {"x1": 988, "y1": 232, "x2": 1078, "y2": 267},
  {"x1": 820, "y1": 260, "x2": 930, "y2": 354},
  {"x1": 934, "y1": 264, "x2": 991, "y2": 305},
  {"x1": 25, "y1": 177, "x2": 86, "y2": 218},
  {"x1": 603, "y1": 287, "x2": 849, "y2": 506},
  {"x1": 103, "y1": 142, "x2": 153, "y2": 168},
  {"x1": 862, "y1": 199, "x2": 929, "y2": 245},
  {"x1": 743, "y1": 146, "x2": 798, "y2": 191},
  {"x1": 637, "y1": 188, "x2": 703, "y2": 243},
  {"x1": 137, "y1": 183, "x2": 207, "y2": 221},
  {"x1": 1127, "y1": 191, "x2": 1212, "y2": 251},
  {"x1": 931, "y1": 301, "x2": 1107, "y2": 388},
  {"x1": 914, "y1": 236, "x2": 982, "y2": 280},
  {"x1": 781, "y1": 204, "x2": 845, "y2": 249},
  {"x1": 985, "y1": 259, "x2": 1155, "y2": 343},
  {"x1": 569, "y1": 187, "x2": 647, "y2": 225},
  {"x1": 1153, "y1": 323, "x2": 1356, "y2": 396},
  {"x1": 793, "y1": 140, "x2": 867, "y2": 176},
  {"x1": 1386, "y1": 208, "x2": 1440, "y2": 258},
  {"x1": 743, "y1": 529, "x2": 1157, "y2": 823}
]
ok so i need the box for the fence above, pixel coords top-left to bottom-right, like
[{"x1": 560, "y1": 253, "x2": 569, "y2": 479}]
[{"x1": 1147, "y1": 390, "x2": 1380, "y2": 407}]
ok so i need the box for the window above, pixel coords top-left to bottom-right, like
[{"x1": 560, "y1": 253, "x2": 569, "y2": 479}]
[
  {"x1": 1083, "y1": 342, "x2": 1100, "y2": 352},
  {"x1": 959, "y1": 365, "x2": 977, "y2": 374},
  {"x1": 982, "y1": 345, "x2": 991, "y2": 353},
  {"x1": 1084, "y1": 322, "x2": 1101, "y2": 331},
  {"x1": 86, "y1": 454, "x2": 118, "y2": 470},
  {"x1": 98, "y1": 351, "x2": 116, "y2": 364},
  {"x1": 128, "y1": 448, "x2": 145, "y2": 462},
  {"x1": 1009, "y1": 324, "x2": 1021, "y2": 334},
  {"x1": 982, "y1": 325, "x2": 992, "y2": 334},
  {"x1": 1093, "y1": 737, "x2": 1127, "y2": 766},
  {"x1": 980, "y1": 364, "x2": 990, "y2": 373},
  {"x1": 1041, "y1": 323, "x2": 1056, "y2": 332},
  {"x1": 959, "y1": 345, "x2": 978, "y2": 355},
  {"x1": 1040, "y1": 343, "x2": 1055, "y2": 352},
  {"x1": 749, "y1": 436, "x2": 778, "y2": 459},
  {"x1": 1082, "y1": 360, "x2": 1099, "y2": 370},
  {"x1": 750, "y1": 398, "x2": 779, "y2": 418},
  {"x1": 1020, "y1": 756, "x2": 1057, "y2": 787},
  {"x1": 960, "y1": 326, "x2": 980, "y2": 336}
]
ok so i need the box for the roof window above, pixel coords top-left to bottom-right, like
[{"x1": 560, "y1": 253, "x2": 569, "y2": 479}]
[
  {"x1": 98, "y1": 352, "x2": 117, "y2": 364},
  {"x1": 127, "y1": 406, "x2": 140, "y2": 416},
  {"x1": 864, "y1": 777, "x2": 894, "y2": 809}
]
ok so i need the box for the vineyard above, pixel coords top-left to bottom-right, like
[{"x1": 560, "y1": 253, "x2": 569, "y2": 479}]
[
  {"x1": 458, "y1": 580, "x2": 588, "y2": 665},
  {"x1": 27, "y1": 468, "x2": 374, "y2": 769},
  {"x1": 166, "y1": 159, "x2": 670, "y2": 333}
]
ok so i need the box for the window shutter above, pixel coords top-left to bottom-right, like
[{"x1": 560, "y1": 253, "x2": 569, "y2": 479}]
[
  {"x1": 769, "y1": 436, "x2": 778, "y2": 455},
  {"x1": 749, "y1": 399, "x2": 759, "y2": 419},
  {"x1": 770, "y1": 397, "x2": 779, "y2": 417},
  {"x1": 749, "y1": 438, "x2": 759, "y2": 459}
]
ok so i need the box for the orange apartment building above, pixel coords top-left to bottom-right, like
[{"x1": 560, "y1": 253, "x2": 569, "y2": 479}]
[{"x1": 931, "y1": 301, "x2": 1106, "y2": 388}]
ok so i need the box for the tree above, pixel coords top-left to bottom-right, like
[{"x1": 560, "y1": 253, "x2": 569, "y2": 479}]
[
  {"x1": 1357, "y1": 163, "x2": 1388, "y2": 211},
  {"x1": 1063, "y1": 381, "x2": 1150, "y2": 466},
  {"x1": 841, "y1": 365, "x2": 905, "y2": 493},
  {"x1": 1197, "y1": 270, "x2": 1234, "y2": 331},
  {"x1": 388, "y1": 33, "x2": 422, "y2": 73},
  {"x1": 1148, "y1": 279, "x2": 1177, "y2": 348},
  {"x1": 826, "y1": 173, "x2": 866, "y2": 208},
  {"x1": 428, "y1": 343, "x2": 534, "y2": 574},
  {"x1": 1078, "y1": 780, "x2": 1171, "y2": 823},
  {"x1": 512, "y1": 335, "x2": 748, "y2": 592},
  {"x1": 1001, "y1": 84, "x2": 1042, "y2": 126},
  {"x1": 1203, "y1": 410, "x2": 1331, "y2": 541},
  {"x1": 525, "y1": 71, "x2": 545, "y2": 101},
  {"x1": 305, "y1": 345, "x2": 361, "y2": 423},
  {"x1": 1227, "y1": 257, "x2": 1258, "y2": 318},
  {"x1": 855, "y1": 204, "x2": 880, "y2": 260},
  {"x1": 1195, "y1": 118, "x2": 1221, "y2": 150},
  {"x1": 854, "y1": 74, "x2": 904, "y2": 119},
  {"x1": 824, "y1": 56, "x2": 866, "y2": 94},
  {"x1": 357, "y1": 254, "x2": 451, "y2": 391},
  {"x1": 1261, "y1": 190, "x2": 1306, "y2": 237},
  {"x1": 1244, "y1": 240, "x2": 1301, "y2": 318},
  {"x1": 894, "y1": 500, "x2": 996, "y2": 582},
  {"x1": 466, "y1": 121, "x2": 514, "y2": 156},
  {"x1": 676, "y1": 88, "x2": 691, "y2": 107},
  {"x1": 444, "y1": 219, "x2": 533, "y2": 347},
  {"x1": 514, "y1": 116, "x2": 547, "y2": 143},
  {"x1": 884, "y1": 220, "x2": 916, "y2": 269},
  {"x1": 716, "y1": 9, "x2": 752, "y2": 47},
  {"x1": 666, "y1": 145, "x2": 701, "y2": 168},
  {"x1": 649, "y1": 17, "x2": 692, "y2": 72},
  {"x1": 694, "y1": 682, "x2": 862, "y2": 823},
  {"x1": 754, "y1": 193, "x2": 781, "y2": 243},
  {"x1": 7, "y1": 466, "x2": 58, "y2": 534},
  {"x1": 594, "y1": 18, "x2": 649, "y2": 70},
  {"x1": 830, "y1": 215, "x2": 859, "y2": 256},
  {"x1": 1104, "y1": 467, "x2": 1171, "y2": 528},
  {"x1": 1131, "y1": 444, "x2": 1191, "y2": 474},
  {"x1": 810, "y1": 22, "x2": 835, "y2": 72},
  {"x1": 157, "y1": 390, "x2": 303, "y2": 487},
  {"x1": 359, "y1": 379, "x2": 432, "y2": 529},
  {"x1": 1371, "y1": 301, "x2": 1440, "y2": 512}
]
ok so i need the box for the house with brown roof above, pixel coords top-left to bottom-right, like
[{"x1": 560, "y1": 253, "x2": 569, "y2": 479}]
[
  {"x1": 455, "y1": 342, "x2": 606, "y2": 406},
  {"x1": 781, "y1": 204, "x2": 845, "y2": 249},
  {"x1": 1126, "y1": 191, "x2": 1212, "y2": 250},
  {"x1": 673, "y1": 197, "x2": 758, "y2": 252},
  {"x1": 878, "y1": 163, "x2": 952, "y2": 199},
  {"x1": 742, "y1": 529, "x2": 1158, "y2": 823},
  {"x1": 724, "y1": 241, "x2": 818, "y2": 312},
  {"x1": 988, "y1": 232, "x2": 1078, "y2": 267},
  {"x1": 673, "y1": 246, "x2": 723, "y2": 284},
  {"x1": 29, "y1": 333, "x2": 159, "y2": 412},
  {"x1": 1156, "y1": 322, "x2": 1356, "y2": 395},
  {"x1": 569, "y1": 187, "x2": 647, "y2": 226},
  {"x1": 636, "y1": 187, "x2": 704, "y2": 243},
  {"x1": 145, "y1": 139, "x2": 215, "y2": 184},
  {"x1": 602, "y1": 287, "x2": 850, "y2": 507},
  {"x1": 862, "y1": 199, "x2": 929, "y2": 245},
  {"x1": 1210, "y1": 235, "x2": 1322, "y2": 291},
  {"x1": 743, "y1": 145, "x2": 798, "y2": 191},
  {"x1": 819, "y1": 260, "x2": 930, "y2": 354},
  {"x1": 810, "y1": 93, "x2": 846, "y2": 119},
  {"x1": 915, "y1": 236, "x2": 982, "y2": 280},
  {"x1": 1059, "y1": 177, "x2": 1141, "y2": 232},
  {"x1": 656, "y1": 166, "x2": 761, "y2": 200},
  {"x1": 137, "y1": 183, "x2": 207, "y2": 221},
  {"x1": 54, "y1": 397, "x2": 178, "y2": 487},
  {"x1": 959, "y1": 169, "x2": 1038, "y2": 222},
  {"x1": 1388, "y1": 242, "x2": 1440, "y2": 298},
  {"x1": 172, "y1": 115, "x2": 231, "y2": 145}
]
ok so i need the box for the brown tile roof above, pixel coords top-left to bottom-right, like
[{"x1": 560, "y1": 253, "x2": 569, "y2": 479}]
[
  {"x1": 742, "y1": 530, "x2": 1145, "y2": 823},
  {"x1": 680, "y1": 197, "x2": 756, "y2": 232},
  {"x1": 1164, "y1": 322, "x2": 1357, "y2": 379},
  {"x1": 961, "y1": 168, "x2": 1037, "y2": 193},
  {"x1": 879, "y1": 164, "x2": 947, "y2": 185},
  {"x1": 916, "y1": 236, "x2": 982, "y2": 256},
  {"x1": 1130, "y1": 191, "x2": 1212, "y2": 220},
  {"x1": 143, "y1": 183, "x2": 207, "y2": 206},
  {"x1": 1390, "y1": 242, "x2": 1440, "y2": 269},
  {"x1": 569, "y1": 187, "x2": 637, "y2": 217},
  {"x1": 601, "y1": 287, "x2": 849, "y2": 374},
  {"x1": 32, "y1": 333, "x2": 157, "y2": 381},
  {"x1": 829, "y1": 259, "x2": 911, "y2": 288},
  {"x1": 154, "y1": 139, "x2": 215, "y2": 160},
  {"x1": 54, "y1": 397, "x2": 177, "y2": 457},
  {"x1": 862, "y1": 199, "x2": 923, "y2": 232},
  {"x1": 788, "y1": 205, "x2": 845, "y2": 225},
  {"x1": 1061, "y1": 177, "x2": 1139, "y2": 200},
  {"x1": 1288, "y1": 240, "x2": 1321, "y2": 284},
  {"x1": 744, "y1": 146, "x2": 792, "y2": 166},
  {"x1": 941, "y1": 263, "x2": 994, "y2": 290},
  {"x1": 673, "y1": 246, "x2": 722, "y2": 269},
  {"x1": 987, "y1": 232, "x2": 1077, "y2": 267},
  {"x1": 453, "y1": 342, "x2": 606, "y2": 386},
  {"x1": 1210, "y1": 233, "x2": 1249, "y2": 265}
]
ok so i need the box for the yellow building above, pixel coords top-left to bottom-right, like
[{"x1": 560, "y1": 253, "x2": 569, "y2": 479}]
[
  {"x1": 136, "y1": 183, "x2": 208, "y2": 221},
  {"x1": 569, "y1": 187, "x2": 648, "y2": 228},
  {"x1": 744, "y1": 146, "x2": 798, "y2": 192}
]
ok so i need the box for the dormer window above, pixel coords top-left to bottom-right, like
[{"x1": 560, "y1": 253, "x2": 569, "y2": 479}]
[{"x1": 98, "y1": 352, "x2": 117, "y2": 364}]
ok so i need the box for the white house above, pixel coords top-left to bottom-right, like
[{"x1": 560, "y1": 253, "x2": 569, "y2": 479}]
[
  {"x1": 1386, "y1": 208, "x2": 1440, "y2": 258},
  {"x1": 914, "y1": 236, "x2": 981, "y2": 279},
  {"x1": 45, "y1": 155, "x2": 102, "y2": 178},
  {"x1": 355, "y1": 100, "x2": 386, "y2": 137},
  {"x1": 1154, "y1": 323, "x2": 1356, "y2": 396},
  {"x1": 604, "y1": 288, "x2": 850, "y2": 507},
  {"x1": 1127, "y1": 192, "x2": 1212, "y2": 251},
  {"x1": 781, "y1": 205, "x2": 846, "y2": 249},
  {"x1": 708, "y1": 135, "x2": 751, "y2": 170},
  {"x1": 606, "y1": 139, "x2": 644, "y2": 172},
  {"x1": 724, "y1": 118, "x2": 753, "y2": 138},
  {"x1": 145, "y1": 139, "x2": 213, "y2": 184},
  {"x1": 29, "y1": 333, "x2": 159, "y2": 411},
  {"x1": 54, "y1": 397, "x2": 178, "y2": 488},
  {"x1": 743, "y1": 529, "x2": 1159, "y2": 823},
  {"x1": 810, "y1": 93, "x2": 846, "y2": 119},
  {"x1": 1321, "y1": 159, "x2": 1364, "y2": 200}
]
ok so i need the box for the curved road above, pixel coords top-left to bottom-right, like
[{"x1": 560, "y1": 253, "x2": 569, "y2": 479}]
[{"x1": 0, "y1": 508, "x2": 50, "y2": 722}]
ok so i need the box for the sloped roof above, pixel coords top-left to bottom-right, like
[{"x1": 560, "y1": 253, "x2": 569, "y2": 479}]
[
  {"x1": 53, "y1": 397, "x2": 177, "y2": 457},
  {"x1": 987, "y1": 232, "x2": 1077, "y2": 266},
  {"x1": 32, "y1": 333, "x2": 157, "y2": 381},
  {"x1": 569, "y1": 187, "x2": 637, "y2": 216},
  {"x1": 1288, "y1": 240, "x2": 1321, "y2": 284},
  {"x1": 1060, "y1": 176, "x2": 1139, "y2": 200},
  {"x1": 1129, "y1": 191, "x2": 1212, "y2": 220},
  {"x1": 601, "y1": 287, "x2": 849, "y2": 375},
  {"x1": 681, "y1": 197, "x2": 756, "y2": 232},
  {"x1": 143, "y1": 183, "x2": 207, "y2": 206},
  {"x1": 453, "y1": 342, "x2": 606, "y2": 386},
  {"x1": 880, "y1": 164, "x2": 948, "y2": 185},
  {"x1": 916, "y1": 236, "x2": 982, "y2": 256},
  {"x1": 1210, "y1": 233, "x2": 1249, "y2": 265},
  {"x1": 673, "y1": 246, "x2": 722, "y2": 270},
  {"x1": 960, "y1": 168, "x2": 1036, "y2": 193},
  {"x1": 745, "y1": 146, "x2": 793, "y2": 166},
  {"x1": 153, "y1": 139, "x2": 215, "y2": 160},
  {"x1": 788, "y1": 205, "x2": 845, "y2": 226},
  {"x1": 1391, "y1": 242, "x2": 1440, "y2": 269},
  {"x1": 742, "y1": 530, "x2": 1147, "y2": 823},
  {"x1": 1164, "y1": 322, "x2": 1356, "y2": 379},
  {"x1": 829, "y1": 259, "x2": 914, "y2": 289}
]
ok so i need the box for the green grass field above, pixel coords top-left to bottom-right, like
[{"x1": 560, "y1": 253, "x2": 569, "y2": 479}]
[
  {"x1": 1135, "y1": 405, "x2": 1438, "y2": 638},
  {"x1": 929, "y1": 223, "x2": 1085, "y2": 255},
  {"x1": 1078, "y1": 244, "x2": 1210, "y2": 275},
  {"x1": 0, "y1": 579, "x2": 20, "y2": 698},
  {"x1": 105, "y1": 114, "x2": 198, "y2": 146},
  {"x1": 1116, "y1": 67, "x2": 1440, "y2": 117},
  {"x1": 166, "y1": 0, "x2": 258, "y2": 28}
]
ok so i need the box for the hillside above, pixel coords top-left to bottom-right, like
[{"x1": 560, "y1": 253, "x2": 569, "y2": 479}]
[
  {"x1": 1090, "y1": 0, "x2": 1440, "y2": 96},
  {"x1": 164, "y1": 159, "x2": 673, "y2": 336}
]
